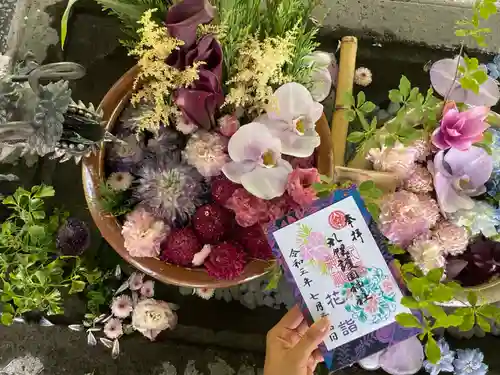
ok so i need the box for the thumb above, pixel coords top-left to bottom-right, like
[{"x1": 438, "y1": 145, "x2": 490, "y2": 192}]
[{"x1": 290, "y1": 317, "x2": 329, "y2": 363}]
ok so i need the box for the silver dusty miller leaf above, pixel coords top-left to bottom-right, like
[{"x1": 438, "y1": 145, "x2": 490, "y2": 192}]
[{"x1": 27, "y1": 80, "x2": 72, "y2": 156}]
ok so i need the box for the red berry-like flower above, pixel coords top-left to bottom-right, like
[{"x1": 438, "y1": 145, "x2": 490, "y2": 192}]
[
  {"x1": 161, "y1": 227, "x2": 201, "y2": 266},
  {"x1": 193, "y1": 204, "x2": 233, "y2": 243},
  {"x1": 204, "y1": 241, "x2": 247, "y2": 280},
  {"x1": 236, "y1": 225, "x2": 273, "y2": 260},
  {"x1": 211, "y1": 176, "x2": 239, "y2": 206}
]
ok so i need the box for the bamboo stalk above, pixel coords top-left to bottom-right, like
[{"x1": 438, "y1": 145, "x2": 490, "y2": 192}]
[{"x1": 331, "y1": 36, "x2": 358, "y2": 167}]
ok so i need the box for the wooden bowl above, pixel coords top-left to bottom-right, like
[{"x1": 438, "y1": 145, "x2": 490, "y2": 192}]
[{"x1": 82, "y1": 65, "x2": 333, "y2": 288}]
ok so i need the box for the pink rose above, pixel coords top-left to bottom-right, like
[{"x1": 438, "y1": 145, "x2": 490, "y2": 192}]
[
  {"x1": 218, "y1": 114, "x2": 240, "y2": 137},
  {"x1": 432, "y1": 103, "x2": 489, "y2": 151}
]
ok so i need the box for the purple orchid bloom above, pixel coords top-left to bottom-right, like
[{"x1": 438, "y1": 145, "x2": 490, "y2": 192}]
[
  {"x1": 428, "y1": 146, "x2": 493, "y2": 213},
  {"x1": 430, "y1": 57, "x2": 500, "y2": 107},
  {"x1": 432, "y1": 103, "x2": 489, "y2": 150},
  {"x1": 165, "y1": 0, "x2": 215, "y2": 48}
]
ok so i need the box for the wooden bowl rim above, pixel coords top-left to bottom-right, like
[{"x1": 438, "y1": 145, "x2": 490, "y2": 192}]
[{"x1": 82, "y1": 65, "x2": 332, "y2": 288}]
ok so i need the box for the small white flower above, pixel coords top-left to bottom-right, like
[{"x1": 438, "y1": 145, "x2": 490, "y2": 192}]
[
  {"x1": 194, "y1": 287, "x2": 215, "y2": 300},
  {"x1": 103, "y1": 318, "x2": 123, "y2": 340},
  {"x1": 140, "y1": 280, "x2": 155, "y2": 298},
  {"x1": 111, "y1": 295, "x2": 133, "y2": 318},
  {"x1": 132, "y1": 299, "x2": 177, "y2": 341},
  {"x1": 107, "y1": 172, "x2": 133, "y2": 191},
  {"x1": 192, "y1": 244, "x2": 211, "y2": 266},
  {"x1": 128, "y1": 272, "x2": 144, "y2": 291},
  {"x1": 354, "y1": 67, "x2": 373, "y2": 87},
  {"x1": 175, "y1": 115, "x2": 198, "y2": 135}
]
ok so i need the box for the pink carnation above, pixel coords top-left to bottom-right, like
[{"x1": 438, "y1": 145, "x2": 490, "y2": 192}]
[
  {"x1": 183, "y1": 130, "x2": 229, "y2": 177},
  {"x1": 225, "y1": 188, "x2": 269, "y2": 227},
  {"x1": 404, "y1": 165, "x2": 433, "y2": 193},
  {"x1": 379, "y1": 190, "x2": 438, "y2": 248},
  {"x1": 432, "y1": 220, "x2": 469, "y2": 256},
  {"x1": 283, "y1": 154, "x2": 316, "y2": 169},
  {"x1": 367, "y1": 143, "x2": 417, "y2": 177},
  {"x1": 286, "y1": 168, "x2": 320, "y2": 206},
  {"x1": 218, "y1": 114, "x2": 240, "y2": 137},
  {"x1": 122, "y1": 208, "x2": 169, "y2": 257},
  {"x1": 407, "y1": 238, "x2": 446, "y2": 273}
]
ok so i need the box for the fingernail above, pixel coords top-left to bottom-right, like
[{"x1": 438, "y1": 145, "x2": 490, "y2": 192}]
[{"x1": 317, "y1": 317, "x2": 330, "y2": 332}]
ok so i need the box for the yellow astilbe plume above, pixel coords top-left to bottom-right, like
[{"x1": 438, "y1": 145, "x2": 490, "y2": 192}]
[
  {"x1": 224, "y1": 28, "x2": 297, "y2": 114},
  {"x1": 129, "y1": 9, "x2": 203, "y2": 133}
]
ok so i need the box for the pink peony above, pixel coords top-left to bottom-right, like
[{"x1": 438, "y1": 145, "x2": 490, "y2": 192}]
[
  {"x1": 286, "y1": 168, "x2": 320, "y2": 206},
  {"x1": 379, "y1": 190, "x2": 438, "y2": 248},
  {"x1": 225, "y1": 188, "x2": 269, "y2": 227},
  {"x1": 218, "y1": 114, "x2": 240, "y2": 137},
  {"x1": 432, "y1": 103, "x2": 489, "y2": 150},
  {"x1": 183, "y1": 130, "x2": 229, "y2": 177},
  {"x1": 122, "y1": 208, "x2": 169, "y2": 258},
  {"x1": 367, "y1": 143, "x2": 417, "y2": 178}
]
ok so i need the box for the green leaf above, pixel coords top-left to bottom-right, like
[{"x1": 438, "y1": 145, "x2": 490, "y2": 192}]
[
  {"x1": 425, "y1": 336, "x2": 441, "y2": 364},
  {"x1": 357, "y1": 91, "x2": 366, "y2": 106},
  {"x1": 426, "y1": 304, "x2": 447, "y2": 320},
  {"x1": 396, "y1": 313, "x2": 421, "y2": 328},
  {"x1": 384, "y1": 135, "x2": 397, "y2": 147},
  {"x1": 359, "y1": 101, "x2": 376, "y2": 114},
  {"x1": 471, "y1": 69, "x2": 488, "y2": 84},
  {"x1": 467, "y1": 291, "x2": 478, "y2": 306},
  {"x1": 408, "y1": 87, "x2": 419, "y2": 102},
  {"x1": 61, "y1": 0, "x2": 79, "y2": 50},
  {"x1": 429, "y1": 284, "x2": 454, "y2": 302},
  {"x1": 477, "y1": 315, "x2": 491, "y2": 332},
  {"x1": 2, "y1": 304, "x2": 14, "y2": 314},
  {"x1": 388, "y1": 89, "x2": 403, "y2": 103},
  {"x1": 345, "y1": 109, "x2": 356, "y2": 122},
  {"x1": 370, "y1": 117, "x2": 377, "y2": 131},
  {"x1": 343, "y1": 91, "x2": 355, "y2": 108},
  {"x1": 69, "y1": 280, "x2": 86, "y2": 294},
  {"x1": 425, "y1": 268, "x2": 443, "y2": 284},
  {"x1": 399, "y1": 76, "x2": 411, "y2": 98},
  {"x1": 32, "y1": 211, "x2": 46, "y2": 220},
  {"x1": 28, "y1": 225, "x2": 45, "y2": 241},
  {"x1": 434, "y1": 314, "x2": 464, "y2": 328},
  {"x1": 366, "y1": 203, "x2": 380, "y2": 220},
  {"x1": 401, "y1": 296, "x2": 420, "y2": 309},
  {"x1": 406, "y1": 277, "x2": 426, "y2": 297},
  {"x1": 34, "y1": 270, "x2": 47, "y2": 285},
  {"x1": 2, "y1": 196, "x2": 16, "y2": 206},
  {"x1": 388, "y1": 244, "x2": 406, "y2": 255},
  {"x1": 347, "y1": 132, "x2": 365, "y2": 143},
  {"x1": 386, "y1": 120, "x2": 401, "y2": 135},
  {"x1": 34, "y1": 185, "x2": 55, "y2": 198},
  {"x1": 483, "y1": 131, "x2": 493, "y2": 145},
  {"x1": 477, "y1": 304, "x2": 499, "y2": 319},
  {"x1": 358, "y1": 180, "x2": 375, "y2": 193},
  {"x1": 459, "y1": 312, "x2": 475, "y2": 331},
  {"x1": 1, "y1": 312, "x2": 13, "y2": 326}
]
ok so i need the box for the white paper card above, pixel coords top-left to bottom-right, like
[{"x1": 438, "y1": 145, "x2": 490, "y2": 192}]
[{"x1": 272, "y1": 196, "x2": 411, "y2": 351}]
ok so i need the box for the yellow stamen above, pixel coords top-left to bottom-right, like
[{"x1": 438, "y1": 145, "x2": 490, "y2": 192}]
[
  {"x1": 296, "y1": 119, "x2": 305, "y2": 134},
  {"x1": 262, "y1": 150, "x2": 276, "y2": 167}
]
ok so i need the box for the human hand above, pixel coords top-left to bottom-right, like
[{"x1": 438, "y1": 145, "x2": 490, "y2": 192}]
[{"x1": 264, "y1": 305, "x2": 330, "y2": 375}]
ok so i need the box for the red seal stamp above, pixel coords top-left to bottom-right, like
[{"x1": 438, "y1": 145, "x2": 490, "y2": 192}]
[{"x1": 329, "y1": 210, "x2": 346, "y2": 230}]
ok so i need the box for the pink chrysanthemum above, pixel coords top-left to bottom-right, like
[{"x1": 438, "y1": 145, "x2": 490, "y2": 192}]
[
  {"x1": 140, "y1": 280, "x2": 155, "y2": 298},
  {"x1": 404, "y1": 165, "x2": 434, "y2": 193},
  {"x1": 122, "y1": 208, "x2": 169, "y2": 258},
  {"x1": 286, "y1": 168, "x2": 320, "y2": 206},
  {"x1": 225, "y1": 188, "x2": 269, "y2": 227},
  {"x1": 379, "y1": 190, "x2": 438, "y2": 248},
  {"x1": 433, "y1": 220, "x2": 469, "y2": 256},
  {"x1": 183, "y1": 130, "x2": 229, "y2": 177},
  {"x1": 104, "y1": 318, "x2": 123, "y2": 340},
  {"x1": 217, "y1": 114, "x2": 240, "y2": 137},
  {"x1": 367, "y1": 144, "x2": 417, "y2": 178},
  {"x1": 407, "y1": 238, "x2": 446, "y2": 273},
  {"x1": 111, "y1": 295, "x2": 133, "y2": 318}
]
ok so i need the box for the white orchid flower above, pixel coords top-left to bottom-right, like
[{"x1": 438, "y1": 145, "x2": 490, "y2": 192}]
[
  {"x1": 222, "y1": 122, "x2": 292, "y2": 200},
  {"x1": 303, "y1": 51, "x2": 336, "y2": 101},
  {"x1": 258, "y1": 82, "x2": 323, "y2": 158}
]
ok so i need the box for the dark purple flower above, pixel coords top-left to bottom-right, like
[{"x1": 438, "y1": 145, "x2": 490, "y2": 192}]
[
  {"x1": 449, "y1": 237, "x2": 500, "y2": 286},
  {"x1": 166, "y1": 0, "x2": 215, "y2": 48},
  {"x1": 56, "y1": 218, "x2": 91, "y2": 256}
]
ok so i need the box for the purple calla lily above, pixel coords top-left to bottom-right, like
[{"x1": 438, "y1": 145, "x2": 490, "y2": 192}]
[{"x1": 166, "y1": 0, "x2": 215, "y2": 48}]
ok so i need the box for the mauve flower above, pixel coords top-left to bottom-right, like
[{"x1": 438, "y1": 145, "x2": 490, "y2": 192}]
[
  {"x1": 165, "y1": 0, "x2": 215, "y2": 48},
  {"x1": 192, "y1": 244, "x2": 211, "y2": 266},
  {"x1": 367, "y1": 143, "x2": 417, "y2": 178},
  {"x1": 111, "y1": 295, "x2": 133, "y2": 318},
  {"x1": 432, "y1": 104, "x2": 489, "y2": 150},
  {"x1": 300, "y1": 231, "x2": 329, "y2": 261},
  {"x1": 258, "y1": 82, "x2": 322, "y2": 158},
  {"x1": 225, "y1": 188, "x2": 269, "y2": 227},
  {"x1": 430, "y1": 57, "x2": 500, "y2": 107},
  {"x1": 222, "y1": 122, "x2": 292, "y2": 200},
  {"x1": 379, "y1": 336, "x2": 424, "y2": 375},
  {"x1": 379, "y1": 190, "x2": 437, "y2": 247},
  {"x1": 122, "y1": 208, "x2": 169, "y2": 258},
  {"x1": 218, "y1": 114, "x2": 240, "y2": 137},
  {"x1": 433, "y1": 220, "x2": 469, "y2": 256},
  {"x1": 104, "y1": 318, "x2": 123, "y2": 340},
  {"x1": 453, "y1": 349, "x2": 488, "y2": 375},
  {"x1": 286, "y1": 168, "x2": 320, "y2": 206},
  {"x1": 404, "y1": 165, "x2": 434, "y2": 193},
  {"x1": 140, "y1": 280, "x2": 155, "y2": 298},
  {"x1": 183, "y1": 130, "x2": 229, "y2": 177},
  {"x1": 408, "y1": 238, "x2": 446, "y2": 273},
  {"x1": 428, "y1": 147, "x2": 493, "y2": 213},
  {"x1": 132, "y1": 299, "x2": 178, "y2": 341},
  {"x1": 129, "y1": 272, "x2": 144, "y2": 291},
  {"x1": 267, "y1": 194, "x2": 292, "y2": 221}
]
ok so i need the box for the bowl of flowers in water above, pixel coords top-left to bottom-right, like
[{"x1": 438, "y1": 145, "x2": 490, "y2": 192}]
[{"x1": 82, "y1": 0, "x2": 338, "y2": 287}]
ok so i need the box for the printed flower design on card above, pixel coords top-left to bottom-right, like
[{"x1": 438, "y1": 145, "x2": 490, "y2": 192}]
[
  {"x1": 342, "y1": 267, "x2": 397, "y2": 325},
  {"x1": 297, "y1": 224, "x2": 330, "y2": 261}
]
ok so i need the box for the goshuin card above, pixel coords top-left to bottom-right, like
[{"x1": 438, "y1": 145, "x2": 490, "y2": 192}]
[{"x1": 267, "y1": 187, "x2": 420, "y2": 371}]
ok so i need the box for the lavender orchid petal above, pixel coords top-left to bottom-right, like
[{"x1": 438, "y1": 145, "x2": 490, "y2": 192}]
[
  {"x1": 227, "y1": 122, "x2": 281, "y2": 161},
  {"x1": 268, "y1": 82, "x2": 315, "y2": 123},
  {"x1": 240, "y1": 159, "x2": 292, "y2": 199},
  {"x1": 166, "y1": 0, "x2": 215, "y2": 48},
  {"x1": 379, "y1": 336, "x2": 424, "y2": 375},
  {"x1": 444, "y1": 147, "x2": 493, "y2": 184},
  {"x1": 222, "y1": 161, "x2": 257, "y2": 183}
]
